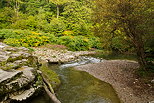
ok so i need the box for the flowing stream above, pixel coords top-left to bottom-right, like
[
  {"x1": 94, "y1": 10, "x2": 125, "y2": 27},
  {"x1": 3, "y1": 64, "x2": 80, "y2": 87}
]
[{"x1": 31, "y1": 56, "x2": 121, "y2": 103}]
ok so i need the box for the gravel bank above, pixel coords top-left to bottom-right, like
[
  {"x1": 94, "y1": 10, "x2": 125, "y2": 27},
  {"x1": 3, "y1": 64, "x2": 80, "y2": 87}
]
[
  {"x1": 32, "y1": 47, "x2": 96, "y2": 63},
  {"x1": 75, "y1": 60, "x2": 154, "y2": 103}
]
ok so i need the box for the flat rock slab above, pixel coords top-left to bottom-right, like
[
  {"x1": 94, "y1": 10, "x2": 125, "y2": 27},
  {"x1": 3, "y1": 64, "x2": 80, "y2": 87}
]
[
  {"x1": 0, "y1": 43, "x2": 41, "y2": 102},
  {"x1": 0, "y1": 70, "x2": 22, "y2": 84},
  {"x1": 10, "y1": 87, "x2": 35, "y2": 101},
  {"x1": 0, "y1": 66, "x2": 37, "y2": 96}
]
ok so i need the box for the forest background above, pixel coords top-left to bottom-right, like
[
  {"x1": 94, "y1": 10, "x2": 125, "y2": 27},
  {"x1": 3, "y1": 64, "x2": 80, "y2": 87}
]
[{"x1": 0, "y1": 0, "x2": 154, "y2": 71}]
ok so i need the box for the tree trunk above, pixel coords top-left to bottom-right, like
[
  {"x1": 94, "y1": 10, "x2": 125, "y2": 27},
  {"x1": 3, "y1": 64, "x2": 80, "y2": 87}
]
[
  {"x1": 44, "y1": 84, "x2": 61, "y2": 103},
  {"x1": 14, "y1": 0, "x2": 19, "y2": 17},
  {"x1": 134, "y1": 36, "x2": 147, "y2": 69},
  {"x1": 124, "y1": 27, "x2": 147, "y2": 69},
  {"x1": 39, "y1": 72, "x2": 61, "y2": 103},
  {"x1": 56, "y1": 5, "x2": 59, "y2": 18}
]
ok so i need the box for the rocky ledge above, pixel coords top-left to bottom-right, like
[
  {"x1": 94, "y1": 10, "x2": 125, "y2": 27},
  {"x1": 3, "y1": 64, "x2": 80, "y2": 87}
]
[
  {"x1": 0, "y1": 43, "x2": 43, "y2": 103},
  {"x1": 32, "y1": 47, "x2": 96, "y2": 63}
]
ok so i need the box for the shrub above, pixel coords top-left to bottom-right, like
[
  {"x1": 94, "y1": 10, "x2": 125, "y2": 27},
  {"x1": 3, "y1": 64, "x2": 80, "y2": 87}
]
[
  {"x1": 0, "y1": 29, "x2": 15, "y2": 39},
  {"x1": 111, "y1": 36, "x2": 134, "y2": 53},
  {"x1": 57, "y1": 36, "x2": 101, "y2": 51},
  {"x1": 0, "y1": 29, "x2": 101, "y2": 51},
  {"x1": 62, "y1": 30, "x2": 74, "y2": 36},
  {"x1": 2, "y1": 29, "x2": 57, "y2": 47},
  {"x1": 0, "y1": 7, "x2": 14, "y2": 29}
]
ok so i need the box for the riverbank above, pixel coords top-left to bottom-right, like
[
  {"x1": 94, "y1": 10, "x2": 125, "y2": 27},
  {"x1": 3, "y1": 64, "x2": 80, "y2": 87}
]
[
  {"x1": 32, "y1": 47, "x2": 154, "y2": 103},
  {"x1": 75, "y1": 60, "x2": 154, "y2": 103},
  {"x1": 32, "y1": 47, "x2": 96, "y2": 63}
]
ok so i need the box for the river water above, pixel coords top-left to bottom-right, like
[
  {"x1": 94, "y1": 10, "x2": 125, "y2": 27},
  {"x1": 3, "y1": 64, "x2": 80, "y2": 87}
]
[{"x1": 31, "y1": 56, "x2": 121, "y2": 103}]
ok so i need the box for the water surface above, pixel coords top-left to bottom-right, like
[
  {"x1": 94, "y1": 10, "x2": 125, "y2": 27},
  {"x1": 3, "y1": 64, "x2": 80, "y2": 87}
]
[
  {"x1": 49, "y1": 58, "x2": 121, "y2": 103},
  {"x1": 31, "y1": 56, "x2": 121, "y2": 103}
]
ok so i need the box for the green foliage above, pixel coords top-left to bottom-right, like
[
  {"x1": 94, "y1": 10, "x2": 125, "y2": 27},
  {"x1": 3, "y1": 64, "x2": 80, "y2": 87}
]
[
  {"x1": 57, "y1": 36, "x2": 101, "y2": 51},
  {"x1": 62, "y1": 1, "x2": 94, "y2": 36},
  {"x1": 47, "y1": 17, "x2": 66, "y2": 36},
  {"x1": 1, "y1": 29, "x2": 56, "y2": 47},
  {"x1": 0, "y1": 7, "x2": 15, "y2": 28},
  {"x1": 0, "y1": 29, "x2": 101, "y2": 51},
  {"x1": 111, "y1": 36, "x2": 134, "y2": 53},
  {"x1": 145, "y1": 38, "x2": 154, "y2": 53},
  {"x1": 0, "y1": 0, "x2": 95, "y2": 39},
  {"x1": 136, "y1": 63, "x2": 154, "y2": 78},
  {"x1": 9, "y1": 16, "x2": 38, "y2": 30},
  {"x1": 62, "y1": 30, "x2": 74, "y2": 36},
  {"x1": 0, "y1": 29, "x2": 14, "y2": 39}
]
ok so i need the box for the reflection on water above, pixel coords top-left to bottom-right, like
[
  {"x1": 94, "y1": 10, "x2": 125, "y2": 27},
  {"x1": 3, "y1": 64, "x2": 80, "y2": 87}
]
[
  {"x1": 52, "y1": 67, "x2": 121, "y2": 103},
  {"x1": 31, "y1": 56, "x2": 121, "y2": 103}
]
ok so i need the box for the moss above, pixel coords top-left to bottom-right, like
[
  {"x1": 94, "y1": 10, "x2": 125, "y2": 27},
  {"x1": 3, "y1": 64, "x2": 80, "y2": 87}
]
[
  {"x1": 0, "y1": 61, "x2": 7, "y2": 70},
  {"x1": 39, "y1": 62, "x2": 61, "y2": 89},
  {"x1": 7, "y1": 56, "x2": 23, "y2": 62},
  {"x1": 27, "y1": 56, "x2": 39, "y2": 68}
]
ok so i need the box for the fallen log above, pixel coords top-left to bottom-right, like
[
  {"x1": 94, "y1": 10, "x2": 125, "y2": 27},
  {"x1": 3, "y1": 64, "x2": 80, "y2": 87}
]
[
  {"x1": 43, "y1": 83, "x2": 61, "y2": 103},
  {"x1": 38, "y1": 72, "x2": 61, "y2": 103}
]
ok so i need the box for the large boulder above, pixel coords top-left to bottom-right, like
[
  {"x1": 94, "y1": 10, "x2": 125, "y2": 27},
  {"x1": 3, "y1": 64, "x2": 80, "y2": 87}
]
[{"x1": 0, "y1": 43, "x2": 43, "y2": 103}]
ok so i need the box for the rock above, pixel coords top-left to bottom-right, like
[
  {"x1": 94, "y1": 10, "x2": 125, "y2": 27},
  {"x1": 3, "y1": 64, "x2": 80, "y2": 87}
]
[
  {"x1": 21, "y1": 66, "x2": 35, "y2": 81},
  {"x1": 0, "y1": 55, "x2": 9, "y2": 62},
  {"x1": 10, "y1": 87, "x2": 35, "y2": 101},
  {"x1": 0, "y1": 42, "x2": 8, "y2": 48},
  {"x1": 32, "y1": 47, "x2": 96, "y2": 63},
  {"x1": 0, "y1": 43, "x2": 43, "y2": 102},
  {"x1": 18, "y1": 47, "x2": 29, "y2": 51},
  {"x1": 151, "y1": 79, "x2": 154, "y2": 84},
  {"x1": 1, "y1": 67, "x2": 36, "y2": 94},
  {"x1": 0, "y1": 70, "x2": 22, "y2": 84}
]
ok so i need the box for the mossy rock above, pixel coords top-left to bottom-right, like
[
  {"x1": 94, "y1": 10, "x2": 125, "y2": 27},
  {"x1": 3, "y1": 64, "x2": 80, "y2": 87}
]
[
  {"x1": 0, "y1": 43, "x2": 43, "y2": 102},
  {"x1": 39, "y1": 61, "x2": 61, "y2": 89}
]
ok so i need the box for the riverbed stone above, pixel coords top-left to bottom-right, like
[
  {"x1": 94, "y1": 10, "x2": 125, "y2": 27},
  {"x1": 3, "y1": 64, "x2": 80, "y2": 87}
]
[
  {"x1": 0, "y1": 55, "x2": 9, "y2": 62},
  {"x1": 32, "y1": 47, "x2": 96, "y2": 63},
  {"x1": 151, "y1": 79, "x2": 154, "y2": 83}
]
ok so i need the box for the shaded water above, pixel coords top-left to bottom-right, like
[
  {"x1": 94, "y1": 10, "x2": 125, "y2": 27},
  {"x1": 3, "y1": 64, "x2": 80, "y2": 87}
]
[
  {"x1": 31, "y1": 56, "x2": 121, "y2": 103},
  {"x1": 90, "y1": 52, "x2": 137, "y2": 60},
  {"x1": 52, "y1": 67, "x2": 121, "y2": 103},
  {"x1": 29, "y1": 92, "x2": 53, "y2": 103}
]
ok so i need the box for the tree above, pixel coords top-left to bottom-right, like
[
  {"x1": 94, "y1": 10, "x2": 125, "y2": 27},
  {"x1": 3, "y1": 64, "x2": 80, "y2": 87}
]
[
  {"x1": 62, "y1": 0, "x2": 94, "y2": 35},
  {"x1": 94, "y1": 0, "x2": 154, "y2": 69},
  {"x1": 49, "y1": 0, "x2": 74, "y2": 18}
]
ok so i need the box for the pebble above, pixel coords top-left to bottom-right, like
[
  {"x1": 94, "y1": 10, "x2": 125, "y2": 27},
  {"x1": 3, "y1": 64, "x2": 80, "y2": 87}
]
[
  {"x1": 151, "y1": 80, "x2": 154, "y2": 84},
  {"x1": 32, "y1": 48, "x2": 96, "y2": 63}
]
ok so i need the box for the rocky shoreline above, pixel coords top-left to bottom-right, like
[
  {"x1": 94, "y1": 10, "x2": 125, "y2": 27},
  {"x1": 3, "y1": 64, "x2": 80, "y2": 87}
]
[
  {"x1": 32, "y1": 46, "x2": 154, "y2": 103},
  {"x1": 0, "y1": 43, "x2": 42, "y2": 103},
  {"x1": 32, "y1": 47, "x2": 96, "y2": 63},
  {"x1": 0, "y1": 43, "x2": 61, "y2": 103},
  {"x1": 1, "y1": 43, "x2": 153, "y2": 103}
]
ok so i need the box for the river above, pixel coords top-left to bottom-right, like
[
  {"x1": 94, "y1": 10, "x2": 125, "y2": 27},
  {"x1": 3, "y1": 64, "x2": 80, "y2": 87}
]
[{"x1": 31, "y1": 56, "x2": 121, "y2": 103}]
